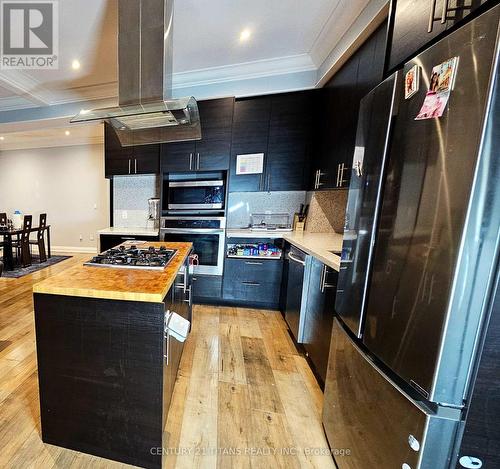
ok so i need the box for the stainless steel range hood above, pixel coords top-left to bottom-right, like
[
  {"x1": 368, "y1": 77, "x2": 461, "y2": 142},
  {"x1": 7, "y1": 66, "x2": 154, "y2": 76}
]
[{"x1": 71, "y1": 0, "x2": 201, "y2": 146}]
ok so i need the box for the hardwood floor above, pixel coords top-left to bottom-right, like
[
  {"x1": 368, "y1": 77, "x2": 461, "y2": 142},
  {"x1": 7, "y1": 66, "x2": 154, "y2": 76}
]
[{"x1": 0, "y1": 254, "x2": 335, "y2": 469}]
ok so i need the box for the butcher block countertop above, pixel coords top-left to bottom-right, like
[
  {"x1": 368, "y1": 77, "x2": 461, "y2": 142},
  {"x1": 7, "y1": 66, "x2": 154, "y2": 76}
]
[{"x1": 33, "y1": 242, "x2": 192, "y2": 303}]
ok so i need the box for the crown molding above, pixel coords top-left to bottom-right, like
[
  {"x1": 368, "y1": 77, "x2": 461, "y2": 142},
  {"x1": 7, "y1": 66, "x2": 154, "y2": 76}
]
[
  {"x1": 0, "y1": 96, "x2": 39, "y2": 112},
  {"x1": 0, "y1": 55, "x2": 317, "y2": 110},
  {"x1": 0, "y1": 133, "x2": 103, "y2": 151},
  {"x1": 172, "y1": 54, "x2": 316, "y2": 89},
  {"x1": 48, "y1": 82, "x2": 118, "y2": 105},
  {"x1": 0, "y1": 70, "x2": 54, "y2": 105},
  {"x1": 309, "y1": 0, "x2": 373, "y2": 67},
  {"x1": 316, "y1": 0, "x2": 389, "y2": 87}
]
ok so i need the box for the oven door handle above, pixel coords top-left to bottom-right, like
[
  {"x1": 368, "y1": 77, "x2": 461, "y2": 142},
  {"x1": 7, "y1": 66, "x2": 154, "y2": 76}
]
[{"x1": 161, "y1": 228, "x2": 225, "y2": 234}]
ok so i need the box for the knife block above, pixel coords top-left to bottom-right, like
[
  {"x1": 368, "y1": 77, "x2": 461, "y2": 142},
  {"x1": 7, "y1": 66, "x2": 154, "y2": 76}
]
[{"x1": 293, "y1": 214, "x2": 306, "y2": 232}]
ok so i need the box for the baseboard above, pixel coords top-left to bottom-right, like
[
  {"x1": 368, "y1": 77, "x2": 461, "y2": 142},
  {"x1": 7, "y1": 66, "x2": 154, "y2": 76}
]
[{"x1": 50, "y1": 246, "x2": 98, "y2": 254}]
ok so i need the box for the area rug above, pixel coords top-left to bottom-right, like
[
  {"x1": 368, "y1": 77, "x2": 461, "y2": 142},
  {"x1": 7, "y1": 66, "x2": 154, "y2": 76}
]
[{"x1": 1, "y1": 256, "x2": 72, "y2": 278}]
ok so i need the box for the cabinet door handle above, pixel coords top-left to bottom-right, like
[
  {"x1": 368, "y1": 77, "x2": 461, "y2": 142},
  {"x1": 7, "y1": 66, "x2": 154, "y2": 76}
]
[
  {"x1": 317, "y1": 170, "x2": 325, "y2": 188},
  {"x1": 121, "y1": 236, "x2": 136, "y2": 240},
  {"x1": 245, "y1": 261, "x2": 263, "y2": 265},
  {"x1": 314, "y1": 170, "x2": 319, "y2": 189},
  {"x1": 441, "y1": 0, "x2": 448, "y2": 24},
  {"x1": 320, "y1": 264, "x2": 327, "y2": 293},
  {"x1": 184, "y1": 285, "x2": 192, "y2": 304},
  {"x1": 189, "y1": 153, "x2": 193, "y2": 170},
  {"x1": 428, "y1": 0, "x2": 437, "y2": 32},
  {"x1": 196, "y1": 153, "x2": 200, "y2": 170},
  {"x1": 135, "y1": 158, "x2": 137, "y2": 174},
  {"x1": 128, "y1": 159, "x2": 131, "y2": 174},
  {"x1": 242, "y1": 281, "x2": 260, "y2": 286},
  {"x1": 336, "y1": 164, "x2": 341, "y2": 187}
]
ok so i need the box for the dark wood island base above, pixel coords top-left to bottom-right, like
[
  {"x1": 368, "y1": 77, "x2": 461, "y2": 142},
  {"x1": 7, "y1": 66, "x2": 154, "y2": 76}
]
[{"x1": 32, "y1": 242, "x2": 192, "y2": 469}]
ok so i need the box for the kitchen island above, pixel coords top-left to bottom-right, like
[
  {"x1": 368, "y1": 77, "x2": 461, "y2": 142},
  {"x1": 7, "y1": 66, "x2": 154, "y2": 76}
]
[{"x1": 32, "y1": 242, "x2": 193, "y2": 469}]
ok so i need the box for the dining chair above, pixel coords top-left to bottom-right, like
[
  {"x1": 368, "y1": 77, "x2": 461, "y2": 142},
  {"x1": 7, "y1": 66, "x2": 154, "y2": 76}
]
[
  {"x1": 0, "y1": 213, "x2": 6, "y2": 258},
  {"x1": 30, "y1": 213, "x2": 47, "y2": 263},
  {"x1": 12, "y1": 215, "x2": 32, "y2": 268}
]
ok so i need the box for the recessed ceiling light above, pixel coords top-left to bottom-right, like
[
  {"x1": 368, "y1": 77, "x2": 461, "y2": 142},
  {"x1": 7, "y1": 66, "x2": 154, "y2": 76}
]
[
  {"x1": 72, "y1": 59, "x2": 81, "y2": 70},
  {"x1": 239, "y1": 28, "x2": 251, "y2": 42},
  {"x1": 65, "y1": 130, "x2": 71, "y2": 136},
  {"x1": 0, "y1": 136, "x2": 4, "y2": 140}
]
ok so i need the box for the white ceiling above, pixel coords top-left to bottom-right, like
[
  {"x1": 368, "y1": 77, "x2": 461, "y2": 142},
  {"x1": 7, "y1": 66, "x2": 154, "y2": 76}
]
[{"x1": 0, "y1": 0, "x2": 375, "y2": 113}]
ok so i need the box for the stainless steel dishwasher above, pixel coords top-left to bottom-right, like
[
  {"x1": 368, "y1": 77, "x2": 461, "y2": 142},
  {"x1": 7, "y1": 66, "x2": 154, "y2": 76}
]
[{"x1": 284, "y1": 244, "x2": 308, "y2": 342}]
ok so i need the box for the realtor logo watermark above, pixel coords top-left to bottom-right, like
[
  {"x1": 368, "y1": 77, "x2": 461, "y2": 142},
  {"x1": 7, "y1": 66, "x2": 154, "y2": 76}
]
[{"x1": 1, "y1": 0, "x2": 58, "y2": 69}]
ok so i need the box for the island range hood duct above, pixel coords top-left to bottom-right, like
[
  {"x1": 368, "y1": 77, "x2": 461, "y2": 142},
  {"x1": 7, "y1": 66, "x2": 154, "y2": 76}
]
[{"x1": 71, "y1": 0, "x2": 201, "y2": 146}]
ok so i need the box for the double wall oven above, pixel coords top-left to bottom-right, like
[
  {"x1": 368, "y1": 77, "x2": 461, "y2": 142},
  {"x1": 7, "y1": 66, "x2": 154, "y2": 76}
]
[{"x1": 160, "y1": 217, "x2": 226, "y2": 276}]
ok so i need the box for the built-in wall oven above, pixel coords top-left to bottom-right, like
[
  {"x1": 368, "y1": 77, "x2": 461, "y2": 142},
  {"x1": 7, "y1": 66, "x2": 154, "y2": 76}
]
[
  {"x1": 163, "y1": 179, "x2": 225, "y2": 211},
  {"x1": 160, "y1": 217, "x2": 226, "y2": 276}
]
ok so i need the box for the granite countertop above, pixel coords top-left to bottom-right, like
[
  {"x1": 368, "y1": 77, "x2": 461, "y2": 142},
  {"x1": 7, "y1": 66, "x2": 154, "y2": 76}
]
[
  {"x1": 282, "y1": 232, "x2": 343, "y2": 271},
  {"x1": 33, "y1": 242, "x2": 192, "y2": 303},
  {"x1": 98, "y1": 227, "x2": 160, "y2": 236}
]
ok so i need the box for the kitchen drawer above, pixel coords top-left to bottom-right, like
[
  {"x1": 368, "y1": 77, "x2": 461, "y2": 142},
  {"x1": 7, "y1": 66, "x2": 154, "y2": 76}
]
[
  {"x1": 223, "y1": 257, "x2": 282, "y2": 305},
  {"x1": 223, "y1": 279, "x2": 281, "y2": 305},
  {"x1": 192, "y1": 274, "x2": 222, "y2": 302},
  {"x1": 224, "y1": 257, "x2": 282, "y2": 282}
]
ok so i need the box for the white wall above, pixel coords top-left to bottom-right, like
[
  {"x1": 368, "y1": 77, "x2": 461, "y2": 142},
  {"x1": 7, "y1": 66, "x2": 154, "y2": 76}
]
[{"x1": 0, "y1": 144, "x2": 109, "y2": 253}]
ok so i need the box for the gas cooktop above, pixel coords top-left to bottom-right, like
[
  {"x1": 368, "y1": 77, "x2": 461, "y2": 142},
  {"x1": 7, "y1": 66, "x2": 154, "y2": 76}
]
[{"x1": 84, "y1": 245, "x2": 177, "y2": 270}]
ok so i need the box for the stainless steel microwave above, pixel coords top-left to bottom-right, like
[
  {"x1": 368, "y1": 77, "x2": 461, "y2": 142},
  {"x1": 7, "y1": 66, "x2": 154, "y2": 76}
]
[{"x1": 164, "y1": 180, "x2": 225, "y2": 211}]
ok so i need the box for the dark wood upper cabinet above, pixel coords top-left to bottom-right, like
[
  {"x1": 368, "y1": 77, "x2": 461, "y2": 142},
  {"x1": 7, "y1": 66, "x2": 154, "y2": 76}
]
[
  {"x1": 104, "y1": 123, "x2": 160, "y2": 177},
  {"x1": 196, "y1": 98, "x2": 234, "y2": 170},
  {"x1": 228, "y1": 96, "x2": 271, "y2": 192},
  {"x1": 267, "y1": 92, "x2": 314, "y2": 191},
  {"x1": 312, "y1": 22, "x2": 387, "y2": 191},
  {"x1": 228, "y1": 90, "x2": 314, "y2": 193},
  {"x1": 161, "y1": 97, "x2": 234, "y2": 173},
  {"x1": 387, "y1": 0, "x2": 492, "y2": 72},
  {"x1": 160, "y1": 141, "x2": 195, "y2": 172}
]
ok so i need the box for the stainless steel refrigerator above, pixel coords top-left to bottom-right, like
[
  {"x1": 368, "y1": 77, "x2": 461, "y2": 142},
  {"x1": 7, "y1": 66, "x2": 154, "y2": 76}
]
[{"x1": 323, "y1": 5, "x2": 500, "y2": 469}]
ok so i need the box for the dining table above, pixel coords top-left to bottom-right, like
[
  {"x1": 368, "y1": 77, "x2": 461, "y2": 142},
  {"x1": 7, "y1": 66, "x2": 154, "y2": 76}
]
[{"x1": 0, "y1": 225, "x2": 51, "y2": 271}]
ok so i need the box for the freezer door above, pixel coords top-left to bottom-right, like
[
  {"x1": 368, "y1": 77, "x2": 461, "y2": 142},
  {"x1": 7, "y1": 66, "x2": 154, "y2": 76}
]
[
  {"x1": 335, "y1": 72, "x2": 400, "y2": 337},
  {"x1": 363, "y1": 5, "x2": 500, "y2": 400},
  {"x1": 323, "y1": 319, "x2": 460, "y2": 469}
]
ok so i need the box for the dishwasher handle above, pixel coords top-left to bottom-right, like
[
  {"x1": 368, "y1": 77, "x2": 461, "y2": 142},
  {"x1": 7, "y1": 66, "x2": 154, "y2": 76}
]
[{"x1": 288, "y1": 252, "x2": 306, "y2": 266}]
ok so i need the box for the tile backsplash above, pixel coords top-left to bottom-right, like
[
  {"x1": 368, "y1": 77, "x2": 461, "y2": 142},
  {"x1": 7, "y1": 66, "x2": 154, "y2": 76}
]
[
  {"x1": 305, "y1": 189, "x2": 348, "y2": 233},
  {"x1": 227, "y1": 191, "x2": 306, "y2": 228},
  {"x1": 113, "y1": 175, "x2": 160, "y2": 228}
]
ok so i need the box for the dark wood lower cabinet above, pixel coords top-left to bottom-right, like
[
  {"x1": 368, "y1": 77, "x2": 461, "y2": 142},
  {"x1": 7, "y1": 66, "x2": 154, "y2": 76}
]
[
  {"x1": 223, "y1": 257, "x2": 282, "y2": 308},
  {"x1": 192, "y1": 274, "x2": 222, "y2": 304},
  {"x1": 34, "y1": 281, "x2": 190, "y2": 469},
  {"x1": 221, "y1": 238, "x2": 284, "y2": 309}
]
